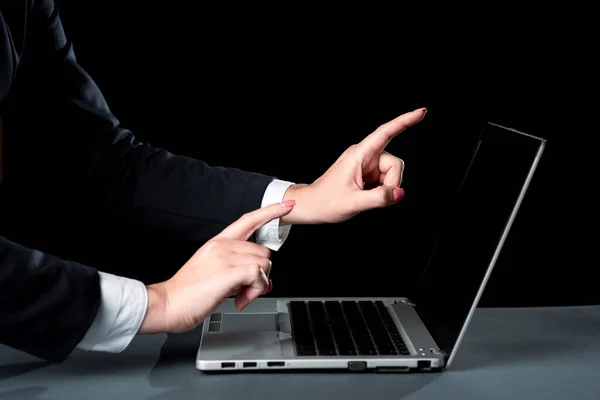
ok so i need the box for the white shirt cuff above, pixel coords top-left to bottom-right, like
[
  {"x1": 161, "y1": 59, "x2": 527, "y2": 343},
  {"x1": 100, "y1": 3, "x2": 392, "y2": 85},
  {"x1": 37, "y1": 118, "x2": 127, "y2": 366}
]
[
  {"x1": 77, "y1": 271, "x2": 148, "y2": 353},
  {"x1": 255, "y1": 179, "x2": 295, "y2": 251}
]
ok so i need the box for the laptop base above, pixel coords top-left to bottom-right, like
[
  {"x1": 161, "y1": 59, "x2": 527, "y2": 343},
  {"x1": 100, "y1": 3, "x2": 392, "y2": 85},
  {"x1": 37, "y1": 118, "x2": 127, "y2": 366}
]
[{"x1": 196, "y1": 297, "x2": 445, "y2": 372}]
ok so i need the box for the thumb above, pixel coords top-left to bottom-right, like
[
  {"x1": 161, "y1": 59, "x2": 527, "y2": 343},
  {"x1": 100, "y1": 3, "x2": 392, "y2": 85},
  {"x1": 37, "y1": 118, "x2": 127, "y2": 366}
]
[{"x1": 356, "y1": 186, "x2": 405, "y2": 209}]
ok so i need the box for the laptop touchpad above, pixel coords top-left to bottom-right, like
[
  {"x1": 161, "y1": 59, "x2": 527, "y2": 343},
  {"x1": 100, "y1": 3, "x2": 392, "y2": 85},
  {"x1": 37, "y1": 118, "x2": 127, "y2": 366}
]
[{"x1": 221, "y1": 313, "x2": 277, "y2": 333}]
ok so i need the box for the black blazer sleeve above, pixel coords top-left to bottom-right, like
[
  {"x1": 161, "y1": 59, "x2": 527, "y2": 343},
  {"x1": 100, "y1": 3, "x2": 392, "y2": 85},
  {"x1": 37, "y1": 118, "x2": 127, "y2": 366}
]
[
  {"x1": 0, "y1": 235, "x2": 101, "y2": 362},
  {"x1": 6, "y1": 0, "x2": 274, "y2": 242},
  {"x1": 0, "y1": 0, "x2": 274, "y2": 362}
]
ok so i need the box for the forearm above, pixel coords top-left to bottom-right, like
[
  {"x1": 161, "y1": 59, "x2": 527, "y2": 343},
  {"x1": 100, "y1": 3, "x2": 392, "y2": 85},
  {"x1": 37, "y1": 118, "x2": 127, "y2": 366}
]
[
  {"x1": 85, "y1": 139, "x2": 275, "y2": 241},
  {"x1": 12, "y1": 0, "x2": 275, "y2": 243}
]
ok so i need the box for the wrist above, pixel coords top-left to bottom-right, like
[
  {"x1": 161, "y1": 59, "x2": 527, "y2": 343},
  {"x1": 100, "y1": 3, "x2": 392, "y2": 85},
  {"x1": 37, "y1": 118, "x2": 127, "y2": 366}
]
[
  {"x1": 280, "y1": 183, "x2": 323, "y2": 225},
  {"x1": 138, "y1": 282, "x2": 169, "y2": 334}
]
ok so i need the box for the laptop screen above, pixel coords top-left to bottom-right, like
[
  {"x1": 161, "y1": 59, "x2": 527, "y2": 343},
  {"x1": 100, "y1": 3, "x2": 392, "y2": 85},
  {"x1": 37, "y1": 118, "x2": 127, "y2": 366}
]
[{"x1": 413, "y1": 122, "x2": 545, "y2": 365}]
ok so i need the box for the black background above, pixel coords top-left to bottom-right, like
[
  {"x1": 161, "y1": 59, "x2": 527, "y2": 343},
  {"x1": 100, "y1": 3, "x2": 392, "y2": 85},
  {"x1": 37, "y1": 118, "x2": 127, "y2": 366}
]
[{"x1": 37, "y1": 1, "x2": 593, "y2": 307}]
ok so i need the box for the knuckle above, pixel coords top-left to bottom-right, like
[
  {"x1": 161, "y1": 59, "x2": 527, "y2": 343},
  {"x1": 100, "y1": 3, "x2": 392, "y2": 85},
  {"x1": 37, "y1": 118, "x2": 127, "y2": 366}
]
[
  {"x1": 344, "y1": 144, "x2": 360, "y2": 156},
  {"x1": 377, "y1": 123, "x2": 387, "y2": 132},
  {"x1": 252, "y1": 264, "x2": 263, "y2": 277},
  {"x1": 203, "y1": 240, "x2": 219, "y2": 253},
  {"x1": 260, "y1": 257, "x2": 271, "y2": 269},
  {"x1": 395, "y1": 158, "x2": 404, "y2": 170},
  {"x1": 240, "y1": 212, "x2": 254, "y2": 223},
  {"x1": 249, "y1": 243, "x2": 270, "y2": 257},
  {"x1": 251, "y1": 255, "x2": 266, "y2": 267},
  {"x1": 261, "y1": 246, "x2": 271, "y2": 258}
]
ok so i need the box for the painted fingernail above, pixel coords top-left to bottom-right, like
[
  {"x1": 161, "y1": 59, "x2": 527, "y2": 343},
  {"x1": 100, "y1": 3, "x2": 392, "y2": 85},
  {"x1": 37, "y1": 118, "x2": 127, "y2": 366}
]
[
  {"x1": 281, "y1": 199, "x2": 296, "y2": 207},
  {"x1": 268, "y1": 279, "x2": 273, "y2": 292},
  {"x1": 393, "y1": 188, "x2": 405, "y2": 203},
  {"x1": 416, "y1": 107, "x2": 427, "y2": 114}
]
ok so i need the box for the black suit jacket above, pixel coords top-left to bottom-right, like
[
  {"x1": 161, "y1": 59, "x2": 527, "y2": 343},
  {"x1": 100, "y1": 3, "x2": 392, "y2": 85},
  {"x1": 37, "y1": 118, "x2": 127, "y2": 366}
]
[{"x1": 0, "y1": 0, "x2": 273, "y2": 362}]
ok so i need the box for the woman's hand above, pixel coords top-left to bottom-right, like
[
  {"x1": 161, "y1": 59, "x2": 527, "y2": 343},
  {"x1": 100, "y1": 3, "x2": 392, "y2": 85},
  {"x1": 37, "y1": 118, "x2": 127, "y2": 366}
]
[
  {"x1": 138, "y1": 200, "x2": 295, "y2": 334},
  {"x1": 281, "y1": 108, "x2": 426, "y2": 225}
]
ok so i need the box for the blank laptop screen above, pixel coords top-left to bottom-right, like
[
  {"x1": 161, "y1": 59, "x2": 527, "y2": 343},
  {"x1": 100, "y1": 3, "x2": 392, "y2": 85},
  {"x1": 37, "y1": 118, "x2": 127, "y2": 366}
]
[{"x1": 413, "y1": 123, "x2": 545, "y2": 360}]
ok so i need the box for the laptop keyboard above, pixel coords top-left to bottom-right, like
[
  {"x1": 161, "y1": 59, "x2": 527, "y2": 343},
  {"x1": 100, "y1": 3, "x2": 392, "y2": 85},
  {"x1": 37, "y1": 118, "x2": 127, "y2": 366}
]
[{"x1": 288, "y1": 300, "x2": 410, "y2": 356}]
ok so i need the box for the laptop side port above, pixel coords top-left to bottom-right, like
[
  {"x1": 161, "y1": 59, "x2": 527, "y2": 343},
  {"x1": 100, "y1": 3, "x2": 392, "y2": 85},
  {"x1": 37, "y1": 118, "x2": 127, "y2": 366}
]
[
  {"x1": 267, "y1": 361, "x2": 285, "y2": 367},
  {"x1": 221, "y1": 362, "x2": 235, "y2": 368},
  {"x1": 347, "y1": 361, "x2": 367, "y2": 371},
  {"x1": 243, "y1": 362, "x2": 257, "y2": 368},
  {"x1": 417, "y1": 360, "x2": 431, "y2": 370}
]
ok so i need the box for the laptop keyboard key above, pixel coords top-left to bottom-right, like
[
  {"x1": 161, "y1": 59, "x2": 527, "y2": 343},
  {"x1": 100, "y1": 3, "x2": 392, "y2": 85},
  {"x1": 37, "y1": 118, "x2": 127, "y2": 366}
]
[
  {"x1": 324, "y1": 301, "x2": 357, "y2": 356},
  {"x1": 375, "y1": 301, "x2": 410, "y2": 355},
  {"x1": 358, "y1": 301, "x2": 398, "y2": 355},
  {"x1": 307, "y1": 301, "x2": 337, "y2": 356},
  {"x1": 341, "y1": 301, "x2": 377, "y2": 356},
  {"x1": 288, "y1": 301, "x2": 317, "y2": 356}
]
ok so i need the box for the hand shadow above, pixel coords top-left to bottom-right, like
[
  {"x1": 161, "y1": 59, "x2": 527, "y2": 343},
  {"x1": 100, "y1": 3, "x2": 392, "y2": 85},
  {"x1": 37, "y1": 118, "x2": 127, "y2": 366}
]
[
  {"x1": 147, "y1": 324, "x2": 441, "y2": 400},
  {"x1": 147, "y1": 325, "x2": 204, "y2": 389}
]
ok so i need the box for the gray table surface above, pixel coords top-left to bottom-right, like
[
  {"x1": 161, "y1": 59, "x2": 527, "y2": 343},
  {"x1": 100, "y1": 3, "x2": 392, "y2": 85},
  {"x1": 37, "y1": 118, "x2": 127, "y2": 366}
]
[{"x1": 1, "y1": 304, "x2": 599, "y2": 400}]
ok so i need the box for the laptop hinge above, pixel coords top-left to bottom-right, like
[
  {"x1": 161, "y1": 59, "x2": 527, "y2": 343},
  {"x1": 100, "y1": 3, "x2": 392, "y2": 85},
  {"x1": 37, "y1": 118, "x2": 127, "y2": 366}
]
[{"x1": 393, "y1": 298, "x2": 415, "y2": 306}]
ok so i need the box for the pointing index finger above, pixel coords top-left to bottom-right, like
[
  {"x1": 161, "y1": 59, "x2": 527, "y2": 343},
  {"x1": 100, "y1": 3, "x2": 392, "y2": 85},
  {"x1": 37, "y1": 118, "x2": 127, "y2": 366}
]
[
  {"x1": 217, "y1": 200, "x2": 295, "y2": 241},
  {"x1": 359, "y1": 108, "x2": 427, "y2": 153}
]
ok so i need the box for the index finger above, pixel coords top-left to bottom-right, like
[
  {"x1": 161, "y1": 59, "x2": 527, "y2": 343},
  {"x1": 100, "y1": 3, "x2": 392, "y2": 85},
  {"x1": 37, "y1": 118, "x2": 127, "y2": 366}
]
[
  {"x1": 217, "y1": 200, "x2": 295, "y2": 241},
  {"x1": 358, "y1": 108, "x2": 427, "y2": 153}
]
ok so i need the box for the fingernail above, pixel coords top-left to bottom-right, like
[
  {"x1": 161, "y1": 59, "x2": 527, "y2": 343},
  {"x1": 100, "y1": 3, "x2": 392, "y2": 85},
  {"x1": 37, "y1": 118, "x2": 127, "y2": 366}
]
[
  {"x1": 268, "y1": 279, "x2": 273, "y2": 292},
  {"x1": 281, "y1": 199, "x2": 295, "y2": 207},
  {"x1": 238, "y1": 299, "x2": 250, "y2": 311},
  {"x1": 416, "y1": 107, "x2": 427, "y2": 114},
  {"x1": 393, "y1": 188, "x2": 405, "y2": 203}
]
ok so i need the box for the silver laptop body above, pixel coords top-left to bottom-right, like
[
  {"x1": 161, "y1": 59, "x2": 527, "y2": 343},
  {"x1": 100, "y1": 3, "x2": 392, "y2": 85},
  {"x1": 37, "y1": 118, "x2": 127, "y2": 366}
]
[{"x1": 196, "y1": 122, "x2": 546, "y2": 372}]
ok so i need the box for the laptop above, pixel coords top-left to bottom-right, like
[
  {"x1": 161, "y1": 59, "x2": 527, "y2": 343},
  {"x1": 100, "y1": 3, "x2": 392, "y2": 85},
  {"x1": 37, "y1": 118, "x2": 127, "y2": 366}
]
[{"x1": 196, "y1": 122, "x2": 546, "y2": 372}]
